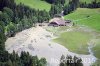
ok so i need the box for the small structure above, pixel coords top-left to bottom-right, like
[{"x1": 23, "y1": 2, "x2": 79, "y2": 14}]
[
  {"x1": 48, "y1": 18, "x2": 66, "y2": 27},
  {"x1": 48, "y1": 18, "x2": 72, "y2": 27},
  {"x1": 65, "y1": 20, "x2": 71, "y2": 23}
]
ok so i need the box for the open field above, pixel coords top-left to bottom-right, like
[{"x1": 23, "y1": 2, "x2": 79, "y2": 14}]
[
  {"x1": 64, "y1": 8, "x2": 100, "y2": 31},
  {"x1": 15, "y1": 0, "x2": 51, "y2": 11},
  {"x1": 54, "y1": 31, "x2": 92, "y2": 54},
  {"x1": 92, "y1": 39, "x2": 100, "y2": 66},
  {"x1": 92, "y1": 39, "x2": 100, "y2": 59},
  {"x1": 93, "y1": 60, "x2": 100, "y2": 66},
  {"x1": 64, "y1": 8, "x2": 100, "y2": 65}
]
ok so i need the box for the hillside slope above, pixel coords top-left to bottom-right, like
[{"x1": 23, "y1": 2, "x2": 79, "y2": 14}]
[
  {"x1": 15, "y1": 0, "x2": 51, "y2": 11},
  {"x1": 64, "y1": 8, "x2": 100, "y2": 31},
  {"x1": 64, "y1": 8, "x2": 100, "y2": 65},
  {"x1": 15, "y1": 0, "x2": 100, "y2": 11}
]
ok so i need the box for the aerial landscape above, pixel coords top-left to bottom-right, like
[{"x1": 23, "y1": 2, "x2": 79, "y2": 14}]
[{"x1": 0, "y1": 0, "x2": 100, "y2": 66}]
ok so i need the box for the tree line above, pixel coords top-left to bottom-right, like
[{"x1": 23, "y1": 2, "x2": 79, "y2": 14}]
[
  {"x1": 80, "y1": 0, "x2": 100, "y2": 8},
  {"x1": 60, "y1": 55, "x2": 83, "y2": 66},
  {"x1": 0, "y1": 0, "x2": 50, "y2": 37},
  {"x1": 48, "y1": 0, "x2": 100, "y2": 16},
  {"x1": 0, "y1": 50, "x2": 47, "y2": 66},
  {"x1": 48, "y1": 0, "x2": 79, "y2": 16},
  {"x1": 63, "y1": 0, "x2": 79, "y2": 15}
]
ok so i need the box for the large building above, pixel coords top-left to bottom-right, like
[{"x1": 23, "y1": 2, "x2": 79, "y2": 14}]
[{"x1": 48, "y1": 18, "x2": 71, "y2": 27}]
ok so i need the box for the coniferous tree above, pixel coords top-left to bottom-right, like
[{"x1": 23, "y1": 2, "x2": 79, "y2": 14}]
[
  {"x1": 60, "y1": 55, "x2": 83, "y2": 66},
  {"x1": 6, "y1": 59, "x2": 13, "y2": 66},
  {"x1": 0, "y1": 21, "x2": 6, "y2": 51}
]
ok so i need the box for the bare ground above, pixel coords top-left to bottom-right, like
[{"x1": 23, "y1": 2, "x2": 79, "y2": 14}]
[{"x1": 5, "y1": 26, "x2": 97, "y2": 66}]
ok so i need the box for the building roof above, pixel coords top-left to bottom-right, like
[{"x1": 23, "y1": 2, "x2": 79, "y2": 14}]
[
  {"x1": 49, "y1": 18, "x2": 65, "y2": 25},
  {"x1": 65, "y1": 20, "x2": 71, "y2": 23}
]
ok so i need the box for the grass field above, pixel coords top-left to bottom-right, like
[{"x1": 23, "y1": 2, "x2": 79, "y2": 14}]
[
  {"x1": 64, "y1": 8, "x2": 100, "y2": 31},
  {"x1": 15, "y1": 0, "x2": 51, "y2": 11},
  {"x1": 15, "y1": 0, "x2": 69, "y2": 11},
  {"x1": 92, "y1": 39, "x2": 100, "y2": 59},
  {"x1": 92, "y1": 39, "x2": 100, "y2": 65},
  {"x1": 93, "y1": 60, "x2": 100, "y2": 66},
  {"x1": 54, "y1": 31, "x2": 92, "y2": 54},
  {"x1": 64, "y1": 8, "x2": 100, "y2": 65}
]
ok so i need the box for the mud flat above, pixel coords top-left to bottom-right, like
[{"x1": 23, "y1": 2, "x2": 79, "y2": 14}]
[{"x1": 5, "y1": 26, "x2": 97, "y2": 66}]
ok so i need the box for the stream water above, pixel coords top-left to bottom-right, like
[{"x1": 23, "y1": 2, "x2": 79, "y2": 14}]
[{"x1": 88, "y1": 44, "x2": 94, "y2": 55}]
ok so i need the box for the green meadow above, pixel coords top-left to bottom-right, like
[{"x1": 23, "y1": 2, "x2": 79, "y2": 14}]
[
  {"x1": 64, "y1": 8, "x2": 100, "y2": 65},
  {"x1": 92, "y1": 39, "x2": 100, "y2": 59},
  {"x1": 54, "y1": 31, "x2": 92, "y2": 54},
  {"x1": 15, "y1": 0, "x2": 51, "y2": 11},
  {"x1": 64, "y1": 8, "x2": 100, "y2": 31}
]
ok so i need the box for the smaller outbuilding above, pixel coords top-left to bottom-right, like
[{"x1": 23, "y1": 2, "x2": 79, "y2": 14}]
[{"x1": 65, "y1": 20, "x2": 71, "y2": 23}]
